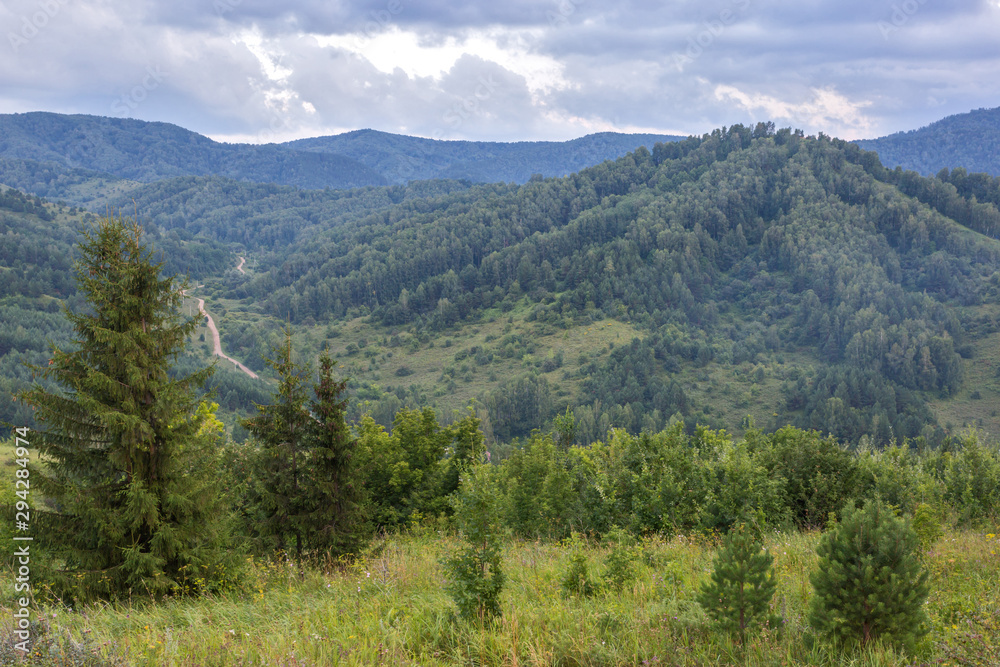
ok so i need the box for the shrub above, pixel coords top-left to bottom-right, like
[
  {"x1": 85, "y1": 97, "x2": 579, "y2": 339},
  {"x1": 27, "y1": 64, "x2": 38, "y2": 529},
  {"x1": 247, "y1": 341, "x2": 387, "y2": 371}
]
[
  {"x1": 911, "y1": 502, "x2": 942, "y2": 549},
  {"x1": 808, "y1": 501, "x2": 930, "y2": 653},
  {"x1": 443, "y1": 465, "x2": 505, "y2": 622},
  {"x1": 561, "y1": 533, "x2": 597, "y2": 597},
  {"x1": 697, "y1": 525, "x2": 780, "y2": 642},
  {"x1": 602, "y1": 526, "x2": 639, "y2": 593}
]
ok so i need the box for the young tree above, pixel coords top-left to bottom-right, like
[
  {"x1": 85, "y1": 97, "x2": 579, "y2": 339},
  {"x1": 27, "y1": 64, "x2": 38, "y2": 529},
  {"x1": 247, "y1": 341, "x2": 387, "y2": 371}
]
[
  {"x1": 303, "y1": 348, "x2": 366, "y2": 558},
  {"x1": 21, "y1": 214, "x2": 234, "y2": 601},
  {"x1": 444, "y1": 464, "x2": 505, "y2": 622},
  {"x1": 698, "y1": 526, "x2": 780, "y2": 643},
  {"x1": 808, "y1": 500, "x2": 930, "y2": 653},
  {"x1": 241, "y1": 328, "x2": 312, "y2": 559}
]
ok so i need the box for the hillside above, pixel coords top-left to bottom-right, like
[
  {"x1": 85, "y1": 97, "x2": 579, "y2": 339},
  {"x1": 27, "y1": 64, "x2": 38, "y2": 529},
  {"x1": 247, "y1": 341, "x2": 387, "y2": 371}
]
[
  {"x1": 0, "y1": 112, "x2": 387, "y2": 191},
  {"x1": 99, "y1": 125, "x2": 1000, "y2": 447},
  {"x1": 856, "y1": 106, "x2": 1000, "y2": 176},
  {"x1": 284, "y1": 129, "x2": 684, "y2": 184}
]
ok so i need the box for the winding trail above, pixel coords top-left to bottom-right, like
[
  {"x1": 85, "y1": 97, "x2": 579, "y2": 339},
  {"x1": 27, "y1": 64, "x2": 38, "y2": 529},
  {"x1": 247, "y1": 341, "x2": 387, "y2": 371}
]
[
  {"x1": 181, "y1": 256, "x2": 259, "y2": 380},
  {"x1": 236, "y1": 256, "x2": 246, "y2": 275}
]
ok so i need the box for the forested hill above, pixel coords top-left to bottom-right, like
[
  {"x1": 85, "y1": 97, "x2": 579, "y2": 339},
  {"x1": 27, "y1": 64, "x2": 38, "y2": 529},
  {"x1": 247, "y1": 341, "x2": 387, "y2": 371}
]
[
  {"x1": 120, "y1": 124, "x2": 1000, "y2": 447},
  {"x1": 0, "y1": 112, "x2": 387, "y2": 190},
  {"x1": 856, "y1": 106, "x2": 1000, "y2": 176},
  {"x1": 283, "y1": 129, "x2": 684, "y2": 184}
]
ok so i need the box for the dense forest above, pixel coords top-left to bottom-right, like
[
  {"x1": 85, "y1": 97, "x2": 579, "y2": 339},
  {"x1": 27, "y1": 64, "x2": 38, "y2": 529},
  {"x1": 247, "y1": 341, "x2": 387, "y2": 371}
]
[
  {"x1": 856, "y1": 106, "x2": 1000, "y2": 177},
  {"x1": 285, "y1": 128, "x2": 683, "y2": 184},
  {"x1": 7, "y1": 121, "x2": 1000, "y2": 452},
  {"x1": 97, "y1": 123, "x2": 1000, "y2": 447},
  {"x1": 0, "y1": 112, "x2": 387, "y2": 189}
]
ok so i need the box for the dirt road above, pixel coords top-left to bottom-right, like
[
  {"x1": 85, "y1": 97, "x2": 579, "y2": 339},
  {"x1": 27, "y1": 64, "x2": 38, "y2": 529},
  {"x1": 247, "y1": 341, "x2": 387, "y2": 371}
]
[
  {"x1": 193, "y1": 297, "x2": 260, "y2": 379},
  {"x1": 236, "y1": 256, "x2": 246, "y2": 275}
]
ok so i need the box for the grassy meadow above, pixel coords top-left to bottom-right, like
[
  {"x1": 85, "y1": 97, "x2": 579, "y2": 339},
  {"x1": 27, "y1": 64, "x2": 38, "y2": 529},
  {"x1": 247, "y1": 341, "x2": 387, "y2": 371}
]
[{"x1": 2, "y1": 527, "x2": 998, "y2": 666}]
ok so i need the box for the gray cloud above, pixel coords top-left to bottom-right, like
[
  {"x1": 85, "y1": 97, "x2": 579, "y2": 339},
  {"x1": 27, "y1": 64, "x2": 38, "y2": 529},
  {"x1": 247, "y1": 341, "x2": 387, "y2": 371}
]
[{"x1": 1, "y1": 0, "x2": 998, "y2": 143}]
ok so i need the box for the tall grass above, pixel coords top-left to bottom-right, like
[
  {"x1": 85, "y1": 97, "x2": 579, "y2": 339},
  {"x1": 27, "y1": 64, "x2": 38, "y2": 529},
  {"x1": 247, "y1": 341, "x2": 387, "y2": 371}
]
[{"x1": 1, "y1": 527, "x2": 997, "y2": 665}]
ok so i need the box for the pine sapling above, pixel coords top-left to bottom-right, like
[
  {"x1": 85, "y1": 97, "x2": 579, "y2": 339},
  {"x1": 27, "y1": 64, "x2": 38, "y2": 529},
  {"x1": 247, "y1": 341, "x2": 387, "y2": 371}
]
[
  {"x1": 698, "y1": 526, "x2": 780, "y2": 642},
  {"x1": 808, "y1": 500, "x2": 930, "y2": 653}
]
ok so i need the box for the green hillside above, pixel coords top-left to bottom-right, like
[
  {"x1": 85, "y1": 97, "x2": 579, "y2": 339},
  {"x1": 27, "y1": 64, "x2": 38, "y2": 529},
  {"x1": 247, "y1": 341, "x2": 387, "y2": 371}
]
[
  {"x1": 856, "y1": 106, "x2": 1000, "y2": 176},
  {"x1": 0, "y1": 112, "x2": 387, "y2": 190},
  {"x1": 285, "y1": 128, "x2": 684, "y2": 184},
  {"x1": 89, "y1": 124, "x2": 1000, "y2": 447}
]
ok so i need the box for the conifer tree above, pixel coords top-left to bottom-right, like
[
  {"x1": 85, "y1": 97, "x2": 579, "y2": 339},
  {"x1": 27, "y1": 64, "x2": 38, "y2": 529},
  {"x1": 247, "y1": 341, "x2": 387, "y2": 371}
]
[
  {"x1": 304, "y1": 347, "x2": 366, "y2": 558},
  {"x1": 698, "y1": 526, "x2": 780, "y2": 643},
  {"x1": 241, "y1": 328, "x2": 311, "y2": 559},
  {"x1": 808, "y1": 501, "x2": 930, "y2": 653},
  {"x1": 20, "y1": 214, "x2": 233, "y2": 602}
]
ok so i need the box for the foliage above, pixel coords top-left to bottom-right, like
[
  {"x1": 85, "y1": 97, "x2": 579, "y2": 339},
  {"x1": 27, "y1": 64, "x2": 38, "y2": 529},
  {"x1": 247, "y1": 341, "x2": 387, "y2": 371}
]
[
  {"x1": 911, "y1": 503, "x2": 942, "y2": 549},
  {"x1": 601, "y1": 526, "x2": 640, "y2": 593},
  {"x1": 561, "y1": 533, "x2": 597, "y2": 598},
  {"x1": 303, "y1": 347, "x2": 367, "y2": 558},
  {"x1": 18, "y1": 214, "x2": 235, "y2": 602},
  {"x1": 697, "y1": 525, "x2": 780, "y2": 642},
  {"x1": 240, "y1": 329, "x2": 313, "y2": 559},
  {"x1": 443, "y1": 465, "x2": 505, "y2": 622},
  {"x1": 808, "y1": 500, "x2": 930, "y2": 653}
]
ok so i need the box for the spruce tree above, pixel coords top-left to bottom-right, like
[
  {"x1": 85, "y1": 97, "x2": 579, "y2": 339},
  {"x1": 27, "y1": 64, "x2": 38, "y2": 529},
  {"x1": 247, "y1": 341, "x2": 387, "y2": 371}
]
[
  {"x1": 303, "y1": 348, "x2": 366, "y2": 558},
  {"x1": 20, "y1": 214, "x2": 233, "y2": 602},
  {"x1": 698, "y1": 526, "x2": 780, "y2": 643},
  {"x1": 808, "y1": 500, "x2": 930, "y2": 653},
  {"x1": 241, "y1": 328, "x2": 311, "y2": 559}
]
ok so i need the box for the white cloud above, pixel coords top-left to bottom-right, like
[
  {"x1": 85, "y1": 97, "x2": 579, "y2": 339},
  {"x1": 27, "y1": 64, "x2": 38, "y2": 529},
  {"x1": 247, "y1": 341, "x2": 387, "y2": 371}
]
[
  {"x1": 312, "y1": 27, "x2": 570, "y2": 96},
  {"x1": 714, "y1": 85, "x2": 875, "y2": 139}
]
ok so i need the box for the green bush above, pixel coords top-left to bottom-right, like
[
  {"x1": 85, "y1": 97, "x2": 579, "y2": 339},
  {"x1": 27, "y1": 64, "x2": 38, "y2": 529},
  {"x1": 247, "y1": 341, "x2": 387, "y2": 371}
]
[
  {"x1": 443, "y1": 465, "x2": 505, "y2": 622},
  {"x1": 697, "y1": 525, "x2": 780, "y2": 642},
  {"x1": 808, "y1": 500, "x2": 930, "y2": 653},
  {"x1": 602, "y1": 527, "x2": 639, "y2": 593},
  {"x1": 561, "y1": 533, "x2": 597, "y2": 598}
]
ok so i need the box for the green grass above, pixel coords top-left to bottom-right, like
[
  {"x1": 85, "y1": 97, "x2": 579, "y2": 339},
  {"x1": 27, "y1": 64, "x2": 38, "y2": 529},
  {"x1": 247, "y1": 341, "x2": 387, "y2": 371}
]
[{"x1": 2, "y1": 527, "x2": 997, "y2": 665}]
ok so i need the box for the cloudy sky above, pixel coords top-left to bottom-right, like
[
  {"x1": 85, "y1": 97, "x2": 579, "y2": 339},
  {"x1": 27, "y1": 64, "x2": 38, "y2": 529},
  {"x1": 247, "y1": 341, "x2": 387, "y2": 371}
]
[{"x1": 2, "y1": 0, "x2": 999, "y2": 143}]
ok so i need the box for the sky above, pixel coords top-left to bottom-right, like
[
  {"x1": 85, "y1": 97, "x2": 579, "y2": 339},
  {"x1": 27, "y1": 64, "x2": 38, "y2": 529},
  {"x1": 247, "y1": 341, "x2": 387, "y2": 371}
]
[{"x1": 2, "y1": 0, "x2": 999, "y2": 144}]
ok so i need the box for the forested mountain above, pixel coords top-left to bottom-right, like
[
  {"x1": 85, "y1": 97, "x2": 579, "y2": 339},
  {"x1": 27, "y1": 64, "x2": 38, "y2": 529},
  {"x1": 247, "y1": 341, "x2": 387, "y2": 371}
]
[
  {"x1": 856, "y1": 106, "x2": 1000, "y2": 176},
  {"x1": 284, "y1": 129, "x2": 684, "y2": 184},
  {"x1": 0, "y1": 112, "x2": 387, "y2": 190},
  {"x1": 99, "y1": 124, "x2": 1000, "y2": 447},
  {"x1": 0, "y1": 113, "x2": 681, "y2": 208}
]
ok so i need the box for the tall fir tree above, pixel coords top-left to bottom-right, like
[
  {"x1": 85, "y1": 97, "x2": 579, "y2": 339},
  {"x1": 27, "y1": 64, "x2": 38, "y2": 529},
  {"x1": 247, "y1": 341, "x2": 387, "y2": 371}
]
[
  {"x1": 241, "y1": 328, "x2": 311, "y2": 559},
  {"x1": 20, "y1": 214, "x2": 234, "y2": 602},
  {"x1": 303, "y1": 347, "x2": 367, "y2": 558}
]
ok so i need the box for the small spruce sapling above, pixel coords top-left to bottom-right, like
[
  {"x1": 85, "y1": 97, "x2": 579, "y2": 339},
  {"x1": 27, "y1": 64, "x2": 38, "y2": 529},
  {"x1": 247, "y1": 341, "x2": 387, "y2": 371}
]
[
  {"x1": 808, "y1": 500, "x2": 930, "y2": 653},
  {"x1": 698, "y1": 525, "x2": 780, "y2": 643},
  {"x1": 443, "y1": 464, "x2": 505, "y2": 622}
]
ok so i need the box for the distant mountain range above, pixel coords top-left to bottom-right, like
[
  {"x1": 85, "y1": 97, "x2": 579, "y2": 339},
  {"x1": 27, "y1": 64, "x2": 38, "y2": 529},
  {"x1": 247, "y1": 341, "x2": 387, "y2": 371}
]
[
  {"x1": 283, "y1": 129, "x2": 685, "y2": 184},
  {"x1": 0, "y1": 112, "x2": 682, "y2": 203},
  {"x1": 855, "y1": 106, "x2": 1000, "y2": 177}
]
